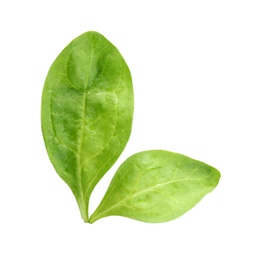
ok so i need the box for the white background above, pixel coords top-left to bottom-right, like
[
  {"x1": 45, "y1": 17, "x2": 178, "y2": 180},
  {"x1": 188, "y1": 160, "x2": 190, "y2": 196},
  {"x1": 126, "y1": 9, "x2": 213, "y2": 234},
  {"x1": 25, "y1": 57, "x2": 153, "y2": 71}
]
[{"x1": 1, "y1": 0, "x2": 254, "y2": 259}]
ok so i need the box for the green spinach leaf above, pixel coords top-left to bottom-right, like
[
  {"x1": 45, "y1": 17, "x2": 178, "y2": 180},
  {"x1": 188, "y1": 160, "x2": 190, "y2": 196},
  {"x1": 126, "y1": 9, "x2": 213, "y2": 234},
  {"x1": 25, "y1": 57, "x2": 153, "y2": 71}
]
[
  {"x1": 90, "y1": 150, "x2": 220, "y2": 223},
  {"x1": 41, "y1": 31, "x2": 134, "y2": 222}
]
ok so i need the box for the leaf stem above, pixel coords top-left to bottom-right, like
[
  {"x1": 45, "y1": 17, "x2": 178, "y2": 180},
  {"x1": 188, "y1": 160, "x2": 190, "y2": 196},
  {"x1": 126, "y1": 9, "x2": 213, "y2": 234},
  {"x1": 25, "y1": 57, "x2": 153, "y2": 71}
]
[
  {"x1": 77, "y1": 197, "x2": 90, "y2": 223},
  {"x1": 89, "y1": 213, "x2": 99, "y2": 224}
]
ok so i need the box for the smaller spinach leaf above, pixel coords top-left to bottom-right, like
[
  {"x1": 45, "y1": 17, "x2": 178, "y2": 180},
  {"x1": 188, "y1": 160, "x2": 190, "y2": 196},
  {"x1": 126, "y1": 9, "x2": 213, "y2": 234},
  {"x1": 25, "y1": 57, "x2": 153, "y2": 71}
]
[{"x1": 90, "y1": 150, "x2": 220, "y2": 223}]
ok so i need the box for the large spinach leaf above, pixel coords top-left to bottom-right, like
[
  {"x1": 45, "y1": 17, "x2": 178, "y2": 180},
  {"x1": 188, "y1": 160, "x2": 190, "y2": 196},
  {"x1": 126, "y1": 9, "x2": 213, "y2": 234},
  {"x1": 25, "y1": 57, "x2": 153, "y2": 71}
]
[
  {"x1": 41, "y1": 31, "x2": 134, "y2": 222},
  {"x1": 90, "y1": 150, "x2": 220, "y2": 223}
]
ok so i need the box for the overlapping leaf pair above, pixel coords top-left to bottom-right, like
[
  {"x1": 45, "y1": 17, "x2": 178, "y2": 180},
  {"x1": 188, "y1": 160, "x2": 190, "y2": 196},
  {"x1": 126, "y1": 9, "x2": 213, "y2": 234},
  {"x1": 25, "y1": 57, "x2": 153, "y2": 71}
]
[{"x1": 41, "y1": 31, "x2": 220, "y2": 223}]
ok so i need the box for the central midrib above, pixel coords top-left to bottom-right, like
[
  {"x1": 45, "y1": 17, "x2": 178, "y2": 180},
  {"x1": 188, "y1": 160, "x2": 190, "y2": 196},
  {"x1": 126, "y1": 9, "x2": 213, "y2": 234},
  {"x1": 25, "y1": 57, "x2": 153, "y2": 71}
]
[
  {"x1": 77, "y1": 48, "x2": 94, "y2": 214},
  {"x1": 92, "y1": 176, "x2": 206, "y2": 220}
]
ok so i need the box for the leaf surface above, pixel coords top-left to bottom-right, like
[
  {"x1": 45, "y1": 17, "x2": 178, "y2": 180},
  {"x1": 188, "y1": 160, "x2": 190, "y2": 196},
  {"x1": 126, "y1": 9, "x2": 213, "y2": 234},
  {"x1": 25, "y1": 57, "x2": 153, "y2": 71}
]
[
  {"x1": 90, "y1": 150, "x2": 220, "y2": 223},
  {"x1": 41, "y1": 31, "x2": 133, "y2": 222}
]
